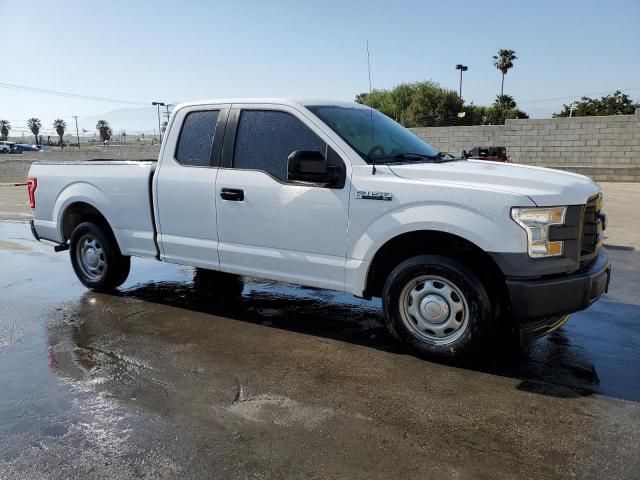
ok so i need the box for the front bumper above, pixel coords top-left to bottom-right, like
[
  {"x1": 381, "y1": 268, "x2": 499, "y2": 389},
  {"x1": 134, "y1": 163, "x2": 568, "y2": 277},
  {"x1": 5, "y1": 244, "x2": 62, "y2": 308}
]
[{"x1": 506, "y1": 248, "x2": 611, "y2": 323}]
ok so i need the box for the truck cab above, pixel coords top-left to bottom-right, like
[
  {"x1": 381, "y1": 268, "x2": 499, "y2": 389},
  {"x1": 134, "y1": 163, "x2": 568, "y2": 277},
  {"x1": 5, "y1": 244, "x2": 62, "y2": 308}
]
[{"x1": 28, "y1": 99, "x2": 611, "y2": 359}]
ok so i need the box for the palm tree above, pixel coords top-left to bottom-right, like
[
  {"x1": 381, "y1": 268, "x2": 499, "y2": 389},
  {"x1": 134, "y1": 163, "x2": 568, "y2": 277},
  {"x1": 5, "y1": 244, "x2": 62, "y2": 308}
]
[
  {"x1": 96, "y1": 120, "x2": 112, "y2": 142},
  {"x1": 495, "y1": 94, "x2": 516, "y2": 109},
  {"x1": 53, "y1": 119, "x2": 66, "y2": 146},
  {"x1": 0, "y1": 120, "x2": 10, "y2": 140},
  {"x1": 27, "y1": 118, "x2": 42, "y2": 145},
  {"x1": 492, "y1": 49, "x2": 517, "y2": 96}
]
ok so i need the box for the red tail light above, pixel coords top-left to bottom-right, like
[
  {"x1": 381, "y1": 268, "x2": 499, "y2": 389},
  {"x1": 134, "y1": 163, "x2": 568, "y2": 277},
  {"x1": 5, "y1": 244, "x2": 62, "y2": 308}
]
[{"x1": 27, "y1": 177, "x2": 37, "y2": 209}]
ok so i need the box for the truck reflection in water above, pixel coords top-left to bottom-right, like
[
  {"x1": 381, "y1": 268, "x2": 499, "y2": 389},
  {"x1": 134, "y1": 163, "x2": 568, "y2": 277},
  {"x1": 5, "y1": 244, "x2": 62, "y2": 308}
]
[{"x1": 45, "y1": 268, "x2": 615, "y2": 408}]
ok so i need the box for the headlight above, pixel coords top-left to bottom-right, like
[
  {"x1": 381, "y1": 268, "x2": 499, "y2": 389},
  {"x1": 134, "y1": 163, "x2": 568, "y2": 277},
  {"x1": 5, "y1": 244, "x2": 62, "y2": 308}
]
[{"x1": 511, "y1": 207, "x2": 567, "y2": 258}]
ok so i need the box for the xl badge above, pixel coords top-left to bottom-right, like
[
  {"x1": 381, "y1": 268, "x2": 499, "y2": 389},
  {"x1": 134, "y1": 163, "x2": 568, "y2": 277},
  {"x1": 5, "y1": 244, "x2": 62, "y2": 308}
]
[{"x1": 356, "y1": 191, "x2": 392, "y2": 201}]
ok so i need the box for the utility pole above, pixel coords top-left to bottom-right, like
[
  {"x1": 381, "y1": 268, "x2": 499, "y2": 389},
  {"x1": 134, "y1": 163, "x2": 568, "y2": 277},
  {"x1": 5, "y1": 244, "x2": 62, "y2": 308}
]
[
  {"x1": 164, "y1": 104, "x2": 173, "y2": 120},
  {"x1": 72, "y1": 115, "x2": 80, "y2": 148},
  {"x1": 152, "y1": 101, "x2": 165, "y2": 143},
  {"x1": 455, "y1": 64, "x2": 468, "y2": 99},
  {"x1": 162, "y1": 104, "x2": 174, "y2": 136}
]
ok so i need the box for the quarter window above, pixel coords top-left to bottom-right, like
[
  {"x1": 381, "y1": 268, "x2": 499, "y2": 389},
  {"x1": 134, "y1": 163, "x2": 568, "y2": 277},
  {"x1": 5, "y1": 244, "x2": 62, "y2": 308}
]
[
  {"x1": 175, "y1": 110, "x2": 219, "y2": 167},
  {"x1": 233, "y1": 110, "x2": 326, "y2": 181}
]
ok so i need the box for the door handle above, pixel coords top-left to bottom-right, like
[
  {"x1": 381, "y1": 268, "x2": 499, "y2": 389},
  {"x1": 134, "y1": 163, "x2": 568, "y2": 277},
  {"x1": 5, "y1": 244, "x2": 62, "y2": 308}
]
[{"x1": 220, "y1": 188, "x2": 244, "y2": 201}]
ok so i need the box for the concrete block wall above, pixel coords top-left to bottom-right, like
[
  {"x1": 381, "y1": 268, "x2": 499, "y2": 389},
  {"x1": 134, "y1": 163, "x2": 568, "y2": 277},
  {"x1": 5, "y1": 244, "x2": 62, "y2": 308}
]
[
  {"x1": 3, "y1": 114, "x2": 639, "y2": 183},
  {"x1": 411, "y1": 108, "x2": 640, "y2": 181},
  {"x1": 0, "y1": 145, "x2": 160, "y2": 184}
]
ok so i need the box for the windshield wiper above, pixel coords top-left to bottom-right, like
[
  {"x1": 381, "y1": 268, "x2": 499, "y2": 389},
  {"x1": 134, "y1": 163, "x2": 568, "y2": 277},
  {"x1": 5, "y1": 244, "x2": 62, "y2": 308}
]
[
  {"x1": 368, "y1": 153, "x2": 436, "y2": 164},
  {"x1": 371, "y1": 152, "x2": 464, "y2": 164},
  {"x1": 429, "y1": 151, "x2": 465, "y2": 162}
]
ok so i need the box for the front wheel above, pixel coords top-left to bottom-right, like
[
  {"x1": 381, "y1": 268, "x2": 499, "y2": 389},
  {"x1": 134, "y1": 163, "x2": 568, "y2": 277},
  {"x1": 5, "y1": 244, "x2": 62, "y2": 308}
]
[
  {"x1": 382, "y1": 255, "x2": 495, "y2": 359},
  {"x1": 69, "y1": 221, "x2": 130, "y2": 291}
]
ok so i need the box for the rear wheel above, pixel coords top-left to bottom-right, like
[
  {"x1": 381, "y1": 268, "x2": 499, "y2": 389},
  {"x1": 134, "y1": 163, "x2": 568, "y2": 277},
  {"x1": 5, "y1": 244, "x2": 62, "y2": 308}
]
[
  {"x1": 382, "y1": 255, "x2": 494, "y2": 359},
  {"x1": 69, "y1": 221, "x2": 130, "y2": 291}
]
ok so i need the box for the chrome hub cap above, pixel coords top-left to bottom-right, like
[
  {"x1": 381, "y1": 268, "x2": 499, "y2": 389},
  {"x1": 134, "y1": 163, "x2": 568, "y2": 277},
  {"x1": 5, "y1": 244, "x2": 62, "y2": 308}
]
[
  {"x1": 399, "y1": 275, "x2": 469, "y2": 345},
  {"x1": 76, "y1": 234, "x2": 106, "y2": 281}
]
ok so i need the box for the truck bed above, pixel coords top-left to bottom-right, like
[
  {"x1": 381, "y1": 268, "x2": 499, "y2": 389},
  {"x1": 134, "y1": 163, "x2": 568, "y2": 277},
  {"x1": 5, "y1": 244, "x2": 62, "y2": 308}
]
[{"x1": 29, "y1": 160, "x2": 159, "y2": 259}]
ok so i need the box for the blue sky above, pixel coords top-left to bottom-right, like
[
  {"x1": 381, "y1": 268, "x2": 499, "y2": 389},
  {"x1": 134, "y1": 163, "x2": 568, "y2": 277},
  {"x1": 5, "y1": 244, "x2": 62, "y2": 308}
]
[{"x1": 1, "y1": 0, "x2": 638, "y2": 134}]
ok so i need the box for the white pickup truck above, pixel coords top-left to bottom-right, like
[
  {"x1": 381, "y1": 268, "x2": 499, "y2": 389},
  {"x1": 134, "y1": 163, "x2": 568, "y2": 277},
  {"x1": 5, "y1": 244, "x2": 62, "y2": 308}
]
[{"x1": 28, "y1": 99, "x2": 611, "y2": 359}]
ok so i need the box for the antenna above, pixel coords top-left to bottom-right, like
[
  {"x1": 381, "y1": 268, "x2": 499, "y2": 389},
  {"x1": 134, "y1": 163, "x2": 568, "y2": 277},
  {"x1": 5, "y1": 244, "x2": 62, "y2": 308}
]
[{"x1": 366, "y1": 40, "x2": 376, "y2": 175}]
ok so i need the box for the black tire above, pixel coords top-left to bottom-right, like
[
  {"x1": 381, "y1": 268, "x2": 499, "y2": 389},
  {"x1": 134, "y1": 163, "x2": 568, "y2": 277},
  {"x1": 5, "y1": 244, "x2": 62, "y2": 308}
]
[
  {"x1": 382, "y1": 255, "x2": 494, "y2": 359},
  {"x1": 69, "y1": 221, "x2": 130, "y2": 291}
]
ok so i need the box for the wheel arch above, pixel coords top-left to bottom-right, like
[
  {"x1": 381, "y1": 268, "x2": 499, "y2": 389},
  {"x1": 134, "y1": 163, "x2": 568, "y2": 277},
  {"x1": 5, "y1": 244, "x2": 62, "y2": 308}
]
[
  {"x1": 52, "y1": 182, "x2": 122, "y2": 248},
  {"x1": 60, "y1": 201, "x2": 122, "y2": 253},
  {"x1": 363, "y1": 230, "x2": 508, "y2": 312}
]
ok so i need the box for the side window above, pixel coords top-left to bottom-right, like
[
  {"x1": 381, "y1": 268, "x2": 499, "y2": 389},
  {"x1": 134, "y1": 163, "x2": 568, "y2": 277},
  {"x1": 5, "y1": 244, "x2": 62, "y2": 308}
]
[
  {"x1": 233, "y1": 110, "x2": 326, "y2": 181},
  {"x1": 175, "y1": 110, "x2": 219, "y2": 167}
]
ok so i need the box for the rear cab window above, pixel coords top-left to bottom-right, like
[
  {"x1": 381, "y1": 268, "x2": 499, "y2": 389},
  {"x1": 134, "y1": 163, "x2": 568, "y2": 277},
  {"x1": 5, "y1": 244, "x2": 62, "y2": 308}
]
[{"x1": 175, "y1": 110, "x2": 219, "y2": 167}]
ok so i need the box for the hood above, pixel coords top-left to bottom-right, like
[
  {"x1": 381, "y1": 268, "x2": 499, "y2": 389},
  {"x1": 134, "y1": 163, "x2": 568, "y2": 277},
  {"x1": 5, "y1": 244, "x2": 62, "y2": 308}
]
[{"x1": 388, "y1": 160, "x2": 600, "y2": 206}]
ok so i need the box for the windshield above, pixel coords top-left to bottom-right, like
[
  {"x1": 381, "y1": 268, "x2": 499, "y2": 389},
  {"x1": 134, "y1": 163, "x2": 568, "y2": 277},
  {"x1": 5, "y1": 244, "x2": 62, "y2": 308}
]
[{"x1": 307, "y1": 105, "x2": 440, "y2": 163}]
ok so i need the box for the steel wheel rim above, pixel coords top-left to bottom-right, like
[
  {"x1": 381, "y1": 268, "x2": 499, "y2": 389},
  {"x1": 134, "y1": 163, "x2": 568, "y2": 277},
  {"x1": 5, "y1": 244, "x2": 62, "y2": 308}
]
[
  {"x1": 399, "y1": 274, "x2": 469, "y2": 345},
  {"x1": 76, "y1": 233, "x2": 106, "y2": 281}
]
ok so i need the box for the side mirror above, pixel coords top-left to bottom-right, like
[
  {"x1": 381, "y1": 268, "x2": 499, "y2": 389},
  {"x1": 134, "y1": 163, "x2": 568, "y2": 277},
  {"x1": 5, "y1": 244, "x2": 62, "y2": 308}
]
[{"x1": 287, "y1": 150, "x2": 332, "y2": 184}]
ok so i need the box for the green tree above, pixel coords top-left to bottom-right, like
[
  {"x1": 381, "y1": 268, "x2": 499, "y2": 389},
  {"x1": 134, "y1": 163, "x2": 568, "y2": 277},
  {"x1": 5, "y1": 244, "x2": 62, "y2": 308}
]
[
  {"x1": 402, "y1": 82, "x2": 464, "y2": 127},
  {"x1": 355, "y1": 80, "x2": 529, "y2": 127},
  {"x1": 456, "y1": 104, "x2": 488, "y2": 126},
  {"x1": 0, "y1": 120, "x2": 10, "y2": 140},
  {"x1": 553, "y1": 91, "x2": 638, "y2": 117},
  {"x1": 96, "y1": 120, "x2": 112, "y2": 141},
  {"x1": 492, "y1": 49, "x2": 517, "y2": 96},
  {"x1": 27, "y1": 118, "x2": 42, "y2": 144},
  {"x1": 53, "y1": 119, "x2": 66, "y2": 145},
  {"x1": 484, "y1": 105, "x2": 529, "y2": 125},
  {"x1": 355, "y1": 81, "x2": 464, "y2": 127},
  {"x1": 495, "y1": 94, "x2": 516, "y2": 109},
  {"x1": 481, "y1": 95, "x2": 529, "y2": 125}
]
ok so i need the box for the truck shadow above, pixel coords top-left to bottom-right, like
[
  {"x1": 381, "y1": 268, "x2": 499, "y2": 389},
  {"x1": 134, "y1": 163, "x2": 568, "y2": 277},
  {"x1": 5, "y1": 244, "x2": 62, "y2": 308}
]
[{"x1": 90, "y1": 269, "x2": 640, "y2": 402}]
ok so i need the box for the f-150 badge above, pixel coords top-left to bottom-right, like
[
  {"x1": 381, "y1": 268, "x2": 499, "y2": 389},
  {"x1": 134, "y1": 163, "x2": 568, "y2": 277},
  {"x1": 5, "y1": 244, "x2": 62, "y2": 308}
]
[{"x1": 356, "y1": 191, "x2": 392, "y2": 201}]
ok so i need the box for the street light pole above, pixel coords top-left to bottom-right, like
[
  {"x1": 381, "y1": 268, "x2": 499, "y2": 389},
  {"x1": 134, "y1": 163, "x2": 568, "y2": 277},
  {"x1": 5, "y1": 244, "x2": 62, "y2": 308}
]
[
  {"x1": 72, "y1": 115, "x2": 80, "y2": 149},
  {"x1": 455, "y1": 64, "x2": 468, "y2": 99},
  {"x1": 152, "y1": 101, "x2": 165, "y2": 143}
]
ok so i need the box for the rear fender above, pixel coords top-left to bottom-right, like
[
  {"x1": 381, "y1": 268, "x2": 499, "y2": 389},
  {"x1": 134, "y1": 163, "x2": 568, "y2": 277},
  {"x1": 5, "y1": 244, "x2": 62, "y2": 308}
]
[{"x1": 53, "y1": 182, "x2": 121, "y2": 246}]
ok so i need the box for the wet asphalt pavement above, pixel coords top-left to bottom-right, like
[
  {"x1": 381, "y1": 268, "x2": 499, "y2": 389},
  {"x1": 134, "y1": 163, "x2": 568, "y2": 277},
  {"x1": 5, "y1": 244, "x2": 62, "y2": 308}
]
[{"x1": 1, "y1": 220, "x2": 639, "y2": 479}]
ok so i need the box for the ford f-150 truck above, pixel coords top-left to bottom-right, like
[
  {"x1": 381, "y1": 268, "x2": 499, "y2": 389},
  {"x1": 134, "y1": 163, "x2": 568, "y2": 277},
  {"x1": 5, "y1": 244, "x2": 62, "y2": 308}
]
[{"x1": 27, "y1": 99, "x2": 611, "y2": 359}]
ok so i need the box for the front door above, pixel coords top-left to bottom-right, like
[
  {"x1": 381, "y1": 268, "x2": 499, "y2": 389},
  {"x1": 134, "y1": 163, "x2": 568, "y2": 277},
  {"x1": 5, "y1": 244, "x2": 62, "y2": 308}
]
[{"x1": 215, "y1": 105, "x2": 351, "y2": 291}]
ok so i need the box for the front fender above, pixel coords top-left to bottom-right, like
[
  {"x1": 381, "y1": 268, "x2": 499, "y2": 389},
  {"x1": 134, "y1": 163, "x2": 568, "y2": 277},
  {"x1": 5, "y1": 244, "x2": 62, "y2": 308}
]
[
  {"x1": 350, "y1": 202, "x2": 528, "y2": 262},
  {"x1": 343, "y1": 202, "x2": 529, "y2": 296}
]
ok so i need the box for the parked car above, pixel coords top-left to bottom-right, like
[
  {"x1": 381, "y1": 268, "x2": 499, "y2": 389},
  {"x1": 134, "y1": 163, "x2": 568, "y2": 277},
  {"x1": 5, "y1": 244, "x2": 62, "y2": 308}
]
[
  {"x1": 27, "y1": 99, "x2": 610, "y2": 360},
  {"x1": 0, "y1": 141, "x2": 15, "y2": 153},
  {"x1": 464, "y1": 146, "x2": 509, "y2": 162},
  {"x1": 10, "y1": 144, "x2": 40, "y2": 154}
]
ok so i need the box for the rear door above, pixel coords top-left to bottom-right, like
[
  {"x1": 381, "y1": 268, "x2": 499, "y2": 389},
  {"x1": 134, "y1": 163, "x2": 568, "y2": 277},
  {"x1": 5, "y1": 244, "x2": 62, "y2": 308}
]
[
  {"x1": 154, "y1": 104, "x2": 229, "y2": 269},
  {"x1": 215, "y1": 104, "x2": 351, "y2": 291}
]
